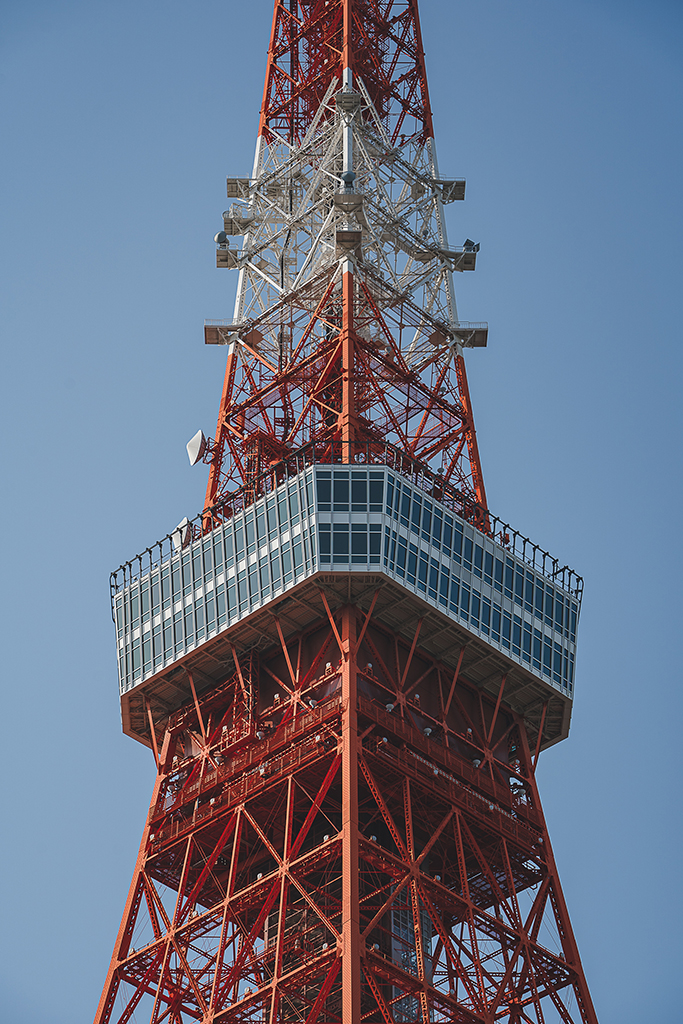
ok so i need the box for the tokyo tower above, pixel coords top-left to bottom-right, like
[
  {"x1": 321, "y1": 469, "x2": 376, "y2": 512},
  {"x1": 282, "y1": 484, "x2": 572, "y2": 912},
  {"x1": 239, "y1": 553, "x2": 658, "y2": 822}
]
[{"x1": 96, "y1": 3, "x2": 599, "y2": 1023}]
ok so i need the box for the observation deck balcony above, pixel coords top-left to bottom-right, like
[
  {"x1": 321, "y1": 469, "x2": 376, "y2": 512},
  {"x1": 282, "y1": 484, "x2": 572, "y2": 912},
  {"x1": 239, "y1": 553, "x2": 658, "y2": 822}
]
[{"x1": 111, "y1": 444, "x2": 581, "y2": 749}]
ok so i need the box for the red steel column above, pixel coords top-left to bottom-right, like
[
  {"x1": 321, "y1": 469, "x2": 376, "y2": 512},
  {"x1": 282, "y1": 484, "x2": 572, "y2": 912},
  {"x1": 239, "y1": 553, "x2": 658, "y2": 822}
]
[
  {"x1": 94, "y1": 729, "x2": 173, "y2": 1024},
  {"x1": 517, "y1": 716, "x2": 599, "y2": 1024},
  {"x1": 340, "y1": 604, "x2": 360, "y2": 1024}
]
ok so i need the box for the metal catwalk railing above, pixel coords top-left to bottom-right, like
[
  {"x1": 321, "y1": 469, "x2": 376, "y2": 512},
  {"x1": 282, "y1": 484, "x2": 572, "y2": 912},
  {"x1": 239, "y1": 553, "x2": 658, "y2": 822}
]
[{"x1": 111, "y1": 439, "x2": 583, "y2": 600}]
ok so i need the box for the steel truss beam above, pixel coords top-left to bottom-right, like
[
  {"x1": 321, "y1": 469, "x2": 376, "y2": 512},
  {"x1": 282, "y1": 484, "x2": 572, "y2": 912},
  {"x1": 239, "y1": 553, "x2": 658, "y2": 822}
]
[
  {"x1": 205, "y1": 0, "x2": 486, "y2": 510},
  {"x1": 96, "y1": 610, "x2": 597, "y2": 1024}
]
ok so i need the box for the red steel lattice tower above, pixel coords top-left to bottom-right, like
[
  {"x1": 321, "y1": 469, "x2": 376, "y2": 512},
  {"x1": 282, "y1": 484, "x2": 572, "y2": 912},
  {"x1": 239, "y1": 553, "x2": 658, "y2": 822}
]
[{"x1": 97, "y1": 4, "x2": 599, "y2": 1023}]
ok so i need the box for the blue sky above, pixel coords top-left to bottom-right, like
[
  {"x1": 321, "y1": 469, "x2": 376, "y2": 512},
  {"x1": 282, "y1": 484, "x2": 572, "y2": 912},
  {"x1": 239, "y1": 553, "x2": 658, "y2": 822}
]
[{"x1": 1, "y1": 1, "x2": 681, "y2": 1020}]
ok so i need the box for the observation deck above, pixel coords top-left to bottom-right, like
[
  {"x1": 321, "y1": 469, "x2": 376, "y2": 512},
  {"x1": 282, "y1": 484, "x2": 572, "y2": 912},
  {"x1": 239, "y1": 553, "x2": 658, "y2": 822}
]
[{"x1": 112, "y1": 446, "x2": 581, "y2": 752}]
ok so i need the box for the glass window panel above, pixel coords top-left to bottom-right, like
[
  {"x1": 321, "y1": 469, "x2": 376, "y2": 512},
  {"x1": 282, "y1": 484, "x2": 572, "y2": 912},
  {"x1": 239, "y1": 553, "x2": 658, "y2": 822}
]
[
  {"x1": 512, "y1": 616, "x2": 522, "y2": 655},
  {"x1": 407, "y1": 544, "x2": 418, "y2": 582},
  {"x1": 481, "y1": 597, "x2": 491, "y2": 635},
  {"x1": 351, "y1": 476, "x2": 367, "y2": 510},
  {"x1": 132, "y1": 638, "x2": 141, "y2": 677},
  {"x1": 421, "y1": 503, "x2": 432, "y2": 542},
  {"x1": 288, "y1": 488, "x2": 299, "y2": 523},
  {"x1": 553, "y1": 643, "x2": 562, "y2": 683},
  {"x1": 351, "y1": 528, "x2": 367, "y2": 556},
  {"x1": 184, "y1": 606, "x2": 194, "y2": 644},
  {"x1": 333, "y1": 526, "x2": 349, "y2": 561},
  {"x1": 452, "y1": 521, "x2": 463, "y2": 561},
  {"x1": 248, "y1": 564, "x2": 258, "y2": 599},
  {"x1": 283, "y1": 542, "x2": 293, "y2": 582},
  {"x1": 543, "y1": 638, "x2": 552, "y2": 675},
  {"x1": 174, "y1": 611, "x2": 183, "y2": 652},
  {"x1": 504, "y1": 560, "x2": 514, "y2": 598},
  {"x1": 227, "y1": 580, "x2": 237, "y2": 616},
  {"x1": 153, "y1": 623, "x2": 163, "y2": 665},
  {"x1": 439, "y1": 568, "x2": 449, "y2": 605},
  {"x1": 333, "y1": 474, "x2": 349, "y2": 510},
  {"x1": 195, "y1": 602, "x2": 205, "y2": 640},
  {"x1": 393, "y1": 480, "x2": 402, "y2": 519},
  {"x1": 428, "y1": 559, "x2": 439, "y2": 598},
  {"x1": 432, "y1": 510, "x2": 442, "y2": 548},
  {"x1": 182, "y1": 554, "x2": 192, "y2": 596},
  {"x1": 460, "y1": 583, "x2": 470, "y2": 620},
  {"x1": 514, "y1": 570, "x2": 524, "y2": 606},
  {"x1": 492, "y1": 605, "x2": 501, "y2": 640},
  {"x1": 319, "y1": 525, "x2": 331, "y2": 559},
  {"x1": 224, "y1": 531, "x2": 234, "y2": 567},
  {"x1": 443, "y1": 516, "x2": 453, "y2": 555},
  {"x1": 494, "y1": 558, "x2": 503, "y2": 592},
  {"x1": 267, "y1": 501, "x2": 279, "y2": 535},
  {"x1": 277, "y1": 494, "x2": 288, "y2": 528},
  {"x1": 246, "y1": 515, "x2": 256, "y2": 551},
  {"x1": 237, "y1": 571, "x2": 249, "y2": 610},
  {"x1": 535, "y1": 582, "x2": 544, "y2": 618},
  {"x1": 544, "y1": 590, "x2": 554, "y2": 626},
  {"x1": 270, "y1": 551, "x2": 282, "y2": 588},
  {"x1": 417, "y1": 554, "x2": 428, "y2": 591},
  {"x1": 369, "y1": 477, "x2": 383, "y2": 510},
  {"x1": 369, "y1": 525, "x2": 381, "y2": 560},
  {"x1": 411, "y1": 496, "x2": 422, "y2": 534},
  {"x1": 397, "y1": 537, "x2": 407, "y2": 576},
  {"x1": 400, "y1": 491, "x2": 411, "y2": 526}
]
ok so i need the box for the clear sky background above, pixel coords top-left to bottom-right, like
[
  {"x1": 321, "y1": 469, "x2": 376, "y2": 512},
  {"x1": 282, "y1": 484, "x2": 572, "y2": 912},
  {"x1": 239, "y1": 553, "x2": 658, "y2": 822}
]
[{"x1": 1, "y1": 1, "x2": 681, "y2": 1021}]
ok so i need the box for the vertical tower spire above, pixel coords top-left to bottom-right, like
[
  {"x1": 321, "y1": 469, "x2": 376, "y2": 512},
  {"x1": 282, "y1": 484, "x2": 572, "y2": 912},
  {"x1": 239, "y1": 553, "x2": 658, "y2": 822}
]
[{"x1": 99, "y1": 5, "x2": 597, "y2": 1024}]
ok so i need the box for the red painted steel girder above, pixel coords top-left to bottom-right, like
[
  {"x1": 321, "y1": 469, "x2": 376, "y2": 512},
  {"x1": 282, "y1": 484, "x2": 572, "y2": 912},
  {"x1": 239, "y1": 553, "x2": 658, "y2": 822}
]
[
  {"x1": 205, "y1": 265, "x2": 486, "y2": 509},
  {"x1": 204, "y1": 1, "x2": 486, "y2": 514},
  {"x1": 259, "y1": 0, "x2": 434, "y2": 147},
  {"x1": 95, "y1": 609, "x2": 597, "y2": 1024}
]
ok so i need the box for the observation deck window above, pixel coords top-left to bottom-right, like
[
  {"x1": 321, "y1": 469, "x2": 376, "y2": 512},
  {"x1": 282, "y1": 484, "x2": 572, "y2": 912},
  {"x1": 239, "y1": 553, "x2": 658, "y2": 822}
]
[{"x1": 112, "y1": 458, "x2": 581, "y2": 701}]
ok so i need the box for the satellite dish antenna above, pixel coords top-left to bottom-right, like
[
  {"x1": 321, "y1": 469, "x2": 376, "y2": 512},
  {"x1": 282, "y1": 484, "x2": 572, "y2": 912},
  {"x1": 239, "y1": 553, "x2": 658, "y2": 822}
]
[
  {"x1": 171, "y1": 517, "x2": 192, "y2": 552},
  {"x1": 186, "y1": 429, "x2": 207, "y2": 466}
]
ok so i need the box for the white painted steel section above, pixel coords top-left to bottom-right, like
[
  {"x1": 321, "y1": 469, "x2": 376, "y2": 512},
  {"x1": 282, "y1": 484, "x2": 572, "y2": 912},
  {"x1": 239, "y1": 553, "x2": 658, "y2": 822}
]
[{"x1": 216, "y1": 79, "x2": 482, "y2": 372}]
